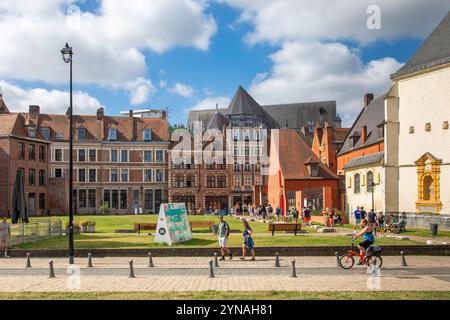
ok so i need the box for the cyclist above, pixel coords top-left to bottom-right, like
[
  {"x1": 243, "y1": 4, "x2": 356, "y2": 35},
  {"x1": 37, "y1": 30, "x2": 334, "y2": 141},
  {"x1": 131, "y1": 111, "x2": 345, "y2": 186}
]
[{"x1": 352, "y1": 219, "x2": 375, "y2": 264}]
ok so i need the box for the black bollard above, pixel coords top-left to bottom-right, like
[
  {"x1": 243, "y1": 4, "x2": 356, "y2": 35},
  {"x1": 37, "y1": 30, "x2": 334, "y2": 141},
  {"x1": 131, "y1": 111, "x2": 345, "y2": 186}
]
[
  {"x1": 129, "y1": 260, "x2": 136, "y2": 278},
  {"x1": 209, "y1": 260, "x2": 215, "y2": 278},
  {"x1": 290, "y1": 260, "x2": 297, "y2": 278},
  {"x1": 148, "y1": 252, "x2": 154, "y2": 267},
  {"x1": 335, "y1": 251, "x2": 340, "y2": 268},
  {"x1": 49, "y1": 260, "x2": 56, "y2": 278},
  {"x1": 26, "y1": 253, "x2": 31, "y2": 268},
  {"x1": 275, "y1": 252, "x2": 280, "y2": 268},
  {"x1": 400, "y1": 251, "x2": 408, "y2": 267},
  {"x1": 87, "y1": 253, "x2": 93, "y2": 268},
  {"x1": 214, "y1": 252, "x2": 219, "y2": 268}
]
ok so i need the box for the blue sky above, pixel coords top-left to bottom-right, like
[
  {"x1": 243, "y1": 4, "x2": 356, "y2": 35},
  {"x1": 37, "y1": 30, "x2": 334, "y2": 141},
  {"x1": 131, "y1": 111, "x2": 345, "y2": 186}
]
[{"x1": 1, "y1": 0, "x2": 449, "y2": 127}]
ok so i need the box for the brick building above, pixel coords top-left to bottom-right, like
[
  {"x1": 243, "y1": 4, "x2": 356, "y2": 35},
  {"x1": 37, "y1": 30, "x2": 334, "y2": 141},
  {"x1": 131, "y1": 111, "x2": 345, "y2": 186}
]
[
  {"x1": 1, "y1": 95, "x2": 170, "y2": 215},
  {"x1": 0, "y1": 96, "x2": 50, "y2": 216}
]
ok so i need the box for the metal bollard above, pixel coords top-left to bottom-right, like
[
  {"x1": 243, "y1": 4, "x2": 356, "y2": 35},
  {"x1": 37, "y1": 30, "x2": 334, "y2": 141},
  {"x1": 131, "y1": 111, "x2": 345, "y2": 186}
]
[
  {"x1": 335, "y1": 251, "x2": 340, "y2": 268},
  {"x1": 87, "y1": 253, "x2": 93, "y2": 268},
  {"x1": 129, "y1": 260, "x2": 136, "y2": 278},
  {"x1": 208, "y1": 260, "x2": 215, "y2": 278},
  {"x1": 214, "y1": 252, "x2": 219, "y2": 268},
  {"x1": 400, "y1": 251, "x2": 408, "y2": 267},
  {"x1": 290, "y1": 260, "x2": 297, "y2": 278},
  {"x1": 26, "y1": 253, "x2": 31, "y2": 268},
  {"x1": 49, "y1": 260, "x2": 56, "y2": 278},
  {"x1": 275, "y1": 252, "x2": 280, "y2": 267},
  {"x1": 148, "y1": 252, "x2": 154, "y2": 267}
]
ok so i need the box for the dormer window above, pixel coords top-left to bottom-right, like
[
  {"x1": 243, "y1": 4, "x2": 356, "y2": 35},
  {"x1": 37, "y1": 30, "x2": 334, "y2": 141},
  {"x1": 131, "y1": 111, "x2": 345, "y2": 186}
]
[
  {"x1": 310, "y1": 164, "x2": 319, "y2": 177},
  {"x1": 77, "y1": 128, "x2": 86, "y2": 140},
  {"x1": 28, "y1": 126, "x2": 36, "y2": 138},
  {"x1": 351, "y1": 132, "x2": 360, "y2": 147},
  {"x1": 143, "y1": 129, "x2": 152, "y2": 141},
  {"x1": 56, "y1": 132, "x2": 63, "y2": 140},
  {"x1": 108, "y1": 128, "x2": 117, "y2": 141},
  {"x1": 40, "y1": 127, "x2": 50, "y2": 140},
  {"x1": 377, "y1": 124, "x2": 384, "y2": 139}
]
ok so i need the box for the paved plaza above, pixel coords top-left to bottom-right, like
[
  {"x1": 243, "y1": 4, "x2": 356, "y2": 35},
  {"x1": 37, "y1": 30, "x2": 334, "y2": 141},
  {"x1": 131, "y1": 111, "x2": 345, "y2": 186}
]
[{"x1": 0, "y1": 256, "x2": 449, "y2": 293}]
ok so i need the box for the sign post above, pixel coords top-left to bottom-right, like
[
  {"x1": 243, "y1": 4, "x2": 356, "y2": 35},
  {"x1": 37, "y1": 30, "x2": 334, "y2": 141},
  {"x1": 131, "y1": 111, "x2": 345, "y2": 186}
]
[{"x1": 154, "y1": 203, "x2": 192, "y2": 245}]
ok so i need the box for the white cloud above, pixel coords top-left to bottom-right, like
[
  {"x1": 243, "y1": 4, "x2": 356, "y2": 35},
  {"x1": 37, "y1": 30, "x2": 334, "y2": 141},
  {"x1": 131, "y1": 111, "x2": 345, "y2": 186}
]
[
  {"x1": 190, "y1": 96, "x2": 231, "y2": 110},
  {"x1": 125, "y1": 77, "x2": 155, "y2": 105},
  {"x1": 0, "y1": 0, "x2": 217, "y2": 104},
  {"x1": 249, "y1": 41, "x2": 403, "y2": 126},
  {"x1": 159, "y1": 80, "x2": 167, "y2": 88},
  {"x1": 223, "y1": 0, "x2": 450, "y2": 45},
  {"x1": 0, "y1": 80, "x2": 103, "y2": 115},
  {"x1": 169, "y1": 83, "x2": 195, "y2": 97}
]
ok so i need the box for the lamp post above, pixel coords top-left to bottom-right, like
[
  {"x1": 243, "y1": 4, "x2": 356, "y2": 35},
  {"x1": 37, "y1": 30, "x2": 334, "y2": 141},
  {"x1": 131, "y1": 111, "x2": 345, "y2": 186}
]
[
  {"x1": 370, "y1": 181, "x2": 376, "y2": 211},
  {"x1": 61, "y1": 43, "x2": 74, "y2": 264}
]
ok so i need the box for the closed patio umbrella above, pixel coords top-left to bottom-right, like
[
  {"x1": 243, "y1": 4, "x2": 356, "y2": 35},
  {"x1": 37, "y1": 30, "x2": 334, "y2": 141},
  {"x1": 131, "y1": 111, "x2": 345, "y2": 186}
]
[{"x1": 12, "y1": 169, "x2": 28, "y2": 224}]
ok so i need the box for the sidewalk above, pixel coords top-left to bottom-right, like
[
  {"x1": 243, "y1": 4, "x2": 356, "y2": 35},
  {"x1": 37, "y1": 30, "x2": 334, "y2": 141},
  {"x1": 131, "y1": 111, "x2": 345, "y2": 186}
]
[{"x1": 0, "y1": 256, "x2": 449, "y2": 292}]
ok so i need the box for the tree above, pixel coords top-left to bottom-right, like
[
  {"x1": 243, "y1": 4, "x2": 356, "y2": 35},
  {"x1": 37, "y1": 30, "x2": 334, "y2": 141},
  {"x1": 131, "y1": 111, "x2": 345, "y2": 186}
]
[{"x1": 169, "y1": 123, "x2": 186, "y2": 135}]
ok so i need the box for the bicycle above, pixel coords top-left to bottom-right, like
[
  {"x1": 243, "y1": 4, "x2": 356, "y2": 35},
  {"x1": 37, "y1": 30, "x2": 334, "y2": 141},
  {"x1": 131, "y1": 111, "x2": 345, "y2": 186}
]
[{"x1": 339, "y1": 240, "x2": 383, "y2": 269}]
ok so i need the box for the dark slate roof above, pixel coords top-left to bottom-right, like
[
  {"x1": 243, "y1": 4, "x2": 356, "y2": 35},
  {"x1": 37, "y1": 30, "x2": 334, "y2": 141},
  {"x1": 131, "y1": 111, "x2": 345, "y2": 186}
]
[
  {"x1": 206, "y1": 111, "x2": 229, "y2": 130},
  {"x1": 338, "y1": 93, "x2": 386, "y2": 156},
  {"x1": 391, "y1": 11, "x2": 450, "y2": 79},
  {"x1": 344, "y1": 152, "x2": 384, "y2": 170}
]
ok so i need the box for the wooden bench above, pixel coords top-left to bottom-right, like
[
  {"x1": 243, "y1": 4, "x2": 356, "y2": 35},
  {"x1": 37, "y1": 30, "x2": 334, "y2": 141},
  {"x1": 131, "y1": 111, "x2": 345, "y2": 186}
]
[
  {"x1": 134, "y1": 223, "x2": 157, "y2": 235},
  {"x1": 268, "y1": 223, "x2": 302, "y2": 236},
  {"x1": 190, "y1": 221, "x2": 214, "y2": 231}
]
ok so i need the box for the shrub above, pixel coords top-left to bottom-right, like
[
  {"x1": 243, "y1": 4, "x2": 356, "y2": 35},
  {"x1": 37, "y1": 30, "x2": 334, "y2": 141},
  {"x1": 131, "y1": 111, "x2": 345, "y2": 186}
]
[{"x1": 100, "y1": 204, "x2": 110, "y2": 215}]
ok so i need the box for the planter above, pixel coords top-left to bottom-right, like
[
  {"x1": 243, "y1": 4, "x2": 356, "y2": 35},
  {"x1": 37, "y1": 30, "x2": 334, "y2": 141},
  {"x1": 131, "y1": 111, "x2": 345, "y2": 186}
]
[
  {"x1": 80, "y1": 226, "x2": 87, "y2": 233},
  {"x1": 87, "y1": 225, "x2": 96, "y2": 233}
]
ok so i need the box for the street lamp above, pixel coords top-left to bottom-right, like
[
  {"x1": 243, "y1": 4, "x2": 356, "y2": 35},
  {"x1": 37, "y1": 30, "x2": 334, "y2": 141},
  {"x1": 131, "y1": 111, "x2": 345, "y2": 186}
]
[
  {"x1": 61, "y1": 43, "x2": 74, "y2": 264},
  {"x1": 370, "y1": 181, "x2": 376, "y2": 211}
]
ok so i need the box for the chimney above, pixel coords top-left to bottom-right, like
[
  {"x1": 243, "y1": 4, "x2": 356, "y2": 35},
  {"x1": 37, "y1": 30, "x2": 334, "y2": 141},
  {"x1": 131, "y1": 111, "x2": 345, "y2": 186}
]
[
  {"x1": 364, "y1": 93, "x2": 374, "y2": 107},
  {"x1": 29, "y1": 105, "x2": 40, "y2": 120},
  {"x1": 128, "y1": 110, "x2": 135, "y2": 140},
  {"x1": 96, "y1": 107, "x2": 104, "y2": 120},
  {"x1": 361, "y1": 125, "x2": 367, "y2": 144},
  {"x1": 161, "y1": 110, "x2": 167, "y2": 119}
]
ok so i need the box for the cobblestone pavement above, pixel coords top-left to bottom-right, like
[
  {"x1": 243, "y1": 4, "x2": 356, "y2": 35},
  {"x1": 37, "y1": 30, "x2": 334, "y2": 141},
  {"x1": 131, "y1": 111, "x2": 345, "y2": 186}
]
[{"x1": 0, "y1": 256, "x2": 449, "y2": 292}]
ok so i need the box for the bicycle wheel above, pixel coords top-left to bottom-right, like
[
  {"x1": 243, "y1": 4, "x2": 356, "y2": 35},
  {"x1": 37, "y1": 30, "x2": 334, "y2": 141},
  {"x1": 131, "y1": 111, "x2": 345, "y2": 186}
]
[
  {"x1": 339, "y1": 254, "x2": 355, "y2": 269},
  {"x1": 367, "y1": 255, "x2": 383, "y2": 269}
]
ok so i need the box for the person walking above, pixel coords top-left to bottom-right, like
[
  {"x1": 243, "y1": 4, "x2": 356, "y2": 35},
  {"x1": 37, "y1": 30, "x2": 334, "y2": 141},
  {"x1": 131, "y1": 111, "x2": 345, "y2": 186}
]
[
  {"x1": 376, "y1": 211, "x2": 385, "y2": 237},
  {"x1": 275, "y1": 206, "x2": 282, "y2": 222},
  {"x1": 267, "y1": 204, "x2": 274, "y2": 221},
  {"x1": 360, "y1": 206, "x2": 367, "y2": 220},
  {"x1": 240, "y1": 220, "x2": 256, "y2": 261},
  {"x1": 0, "y1": 216, "x2": 11, "y2": 258},
  {"x1": 217, "y1": 215, "x2": 233, "y2": 261},
  {"x1": 353, "y1": 206, "x2": 362, "y2": 231},
  {"x1": 303, "y1": 206, "x2": 311, "y2": 226},
  {"x1": 368, "y1": 209, "x2": 377, "y2": 230}
]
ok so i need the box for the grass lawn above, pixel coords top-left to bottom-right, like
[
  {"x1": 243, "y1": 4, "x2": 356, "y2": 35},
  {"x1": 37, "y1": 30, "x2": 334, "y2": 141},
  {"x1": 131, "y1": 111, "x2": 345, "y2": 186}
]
[{"x1": 0, "y1": 291, "x2": 449, "y2": 300}]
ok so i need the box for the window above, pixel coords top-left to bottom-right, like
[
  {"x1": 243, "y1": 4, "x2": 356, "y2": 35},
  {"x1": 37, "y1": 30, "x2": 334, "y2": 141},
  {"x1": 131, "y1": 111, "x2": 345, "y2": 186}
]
[
  {"x1": 233, "y1": 146, "x2": 240, "y2": 156},
  {"x1": 217, "y1": 175, "x2": 227, "y2": 188},
  {"x1": 254, "y1": 147, "x2": 260, "y2": 156},
  {"x1": 103, "y1": 190, "x2": 111, "y2": 208},
  {"x1": 78, "y1": 169, "x2": 86, "y2": 182},
  {"x1": 377, "y1": 125, "x2": 384, "y2": 139},
  {"x1": 144, "y1": 150, "x2": 153, "y2": 163},
  {"x1": 89, "y1": 149, "x2": 96, "y2": 162},
  {"x1": 88, "y1": 190, "x2": 96, "y2": 208},
  {"x1": 77, "y1": 128, "x2": 86, "y2": 140},
  {"x1": 54, "y1": 168, "x2": 62, "y2": 178},
  {"x1": 55, "y1": 149, "x2": 62, "y2": 161},
  {"x1": 254, "y1": 130, "x2": 260, "y2": 141},
  {"x1": 310, "y1": 164, "x2": 319, "y2": 177},
  {"x1": 234, "y1": 177, "x2": 241, "y2": 188},
  {"x1": 121, "y1": 150, "x2": 128, "y2": 162},
  {"x1": 354, "y1": 173, "x2": 361, "y2": 194},
  {"x1": 244, "y1": 147, "x2": 250, "y2": 156},
  {"x1": 234, "y1": 164, "x2": 240, "y2": 172},
  {"x1": 175, "y1": 176, "x2": 183, "y2": 188},
  {"x1": 78, "y1": 149, "x2": 86, "y2": 162},
  {"x1": 56, "y1": 132, "x2": 63, "y2": 140},
  {"x1": 108, "y1": 128, "x2": 117, "y2": 141},
  {"x1": 39, "y1": 170, "x2": 45, "y2": 186},
  {"x1": 233, "y1": 130, "x2": 239, "y2": 140},
  {"x1": 28, "y1": 126, "x2": 36, "y2": 138},
  {"x1": 40, "y1": 127, "x2": 50, "y2": 140},
  {"x1": 39, "y1": 146, "x2": 46, "y2": 162},
  {"x1": 156, "y1": 150, "x2": 164, "y2": 162},
  {"x1": 121, "y1": 169, "x2": 128, "y2": 182},
  {"x1": 244, "y1": 130, "x2": 250, "y2": 140},
  {"x1": 145, "y1": 189, "x2": 153, "y2": 210},
  {"x1": 79, "y1": 190, "x2": 87, "y2": 208},
  {"x1": 143, "y1": 129, "x2": 152, "y2": 141},
  {"x1": 110, "y1": 169, "x2": 118, "y2": 182},
  {"x1": 120, "y1": 190, "x2": 127, "y2": 209},
  {"x1": 111, "y1": 190, "x2": 119, "y2": 209},
  {"x1": 155, "y1": 169, "x2": 163, "y2": 182},
  {"x1": 29, "y1": 144, "x2": 36, "y2": 160},
  {"x1": 244, "y1": 163, "x2": 251, "y2": 172},
  {"x1": 206, "y1": 176, "x2": 215, "y2": 188},
  {"x1": 367, "y1": 171, "x2": 374, "y2": 192},
  {"x1": 185, "y1": 176, "x2": 194, "y2": 188},
  {"x1": 89, "y1": 169, "x2": 96, "y2": 182},
  {"x1": 18, "y1": 143, "x2": 25, "y2": 160},
  {"x1": 29, "y1": 169, "x2": 35, "y2": 186},
  {"x1": 110, "y1": 150, "x2": 118, "y2": 162},
  {"x1": 244, "y1": 177, "x2": 252, "y2": 187},
  {"x1": 39, "y1": 193, "x2": 45, "y2": 210},
  {"x1": 144, "y1": 169, "x2": 152, "y2": 182}
]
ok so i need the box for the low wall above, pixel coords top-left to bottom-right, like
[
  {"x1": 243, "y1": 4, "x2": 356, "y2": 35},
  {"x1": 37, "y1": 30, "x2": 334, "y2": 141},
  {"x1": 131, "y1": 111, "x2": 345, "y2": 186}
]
[
  {"x1": 8, "y1": 245, "x2": 450, "y2": 257},
  {"x1": 395, "y1": 213, "x2": 450, "y2": 230}
]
